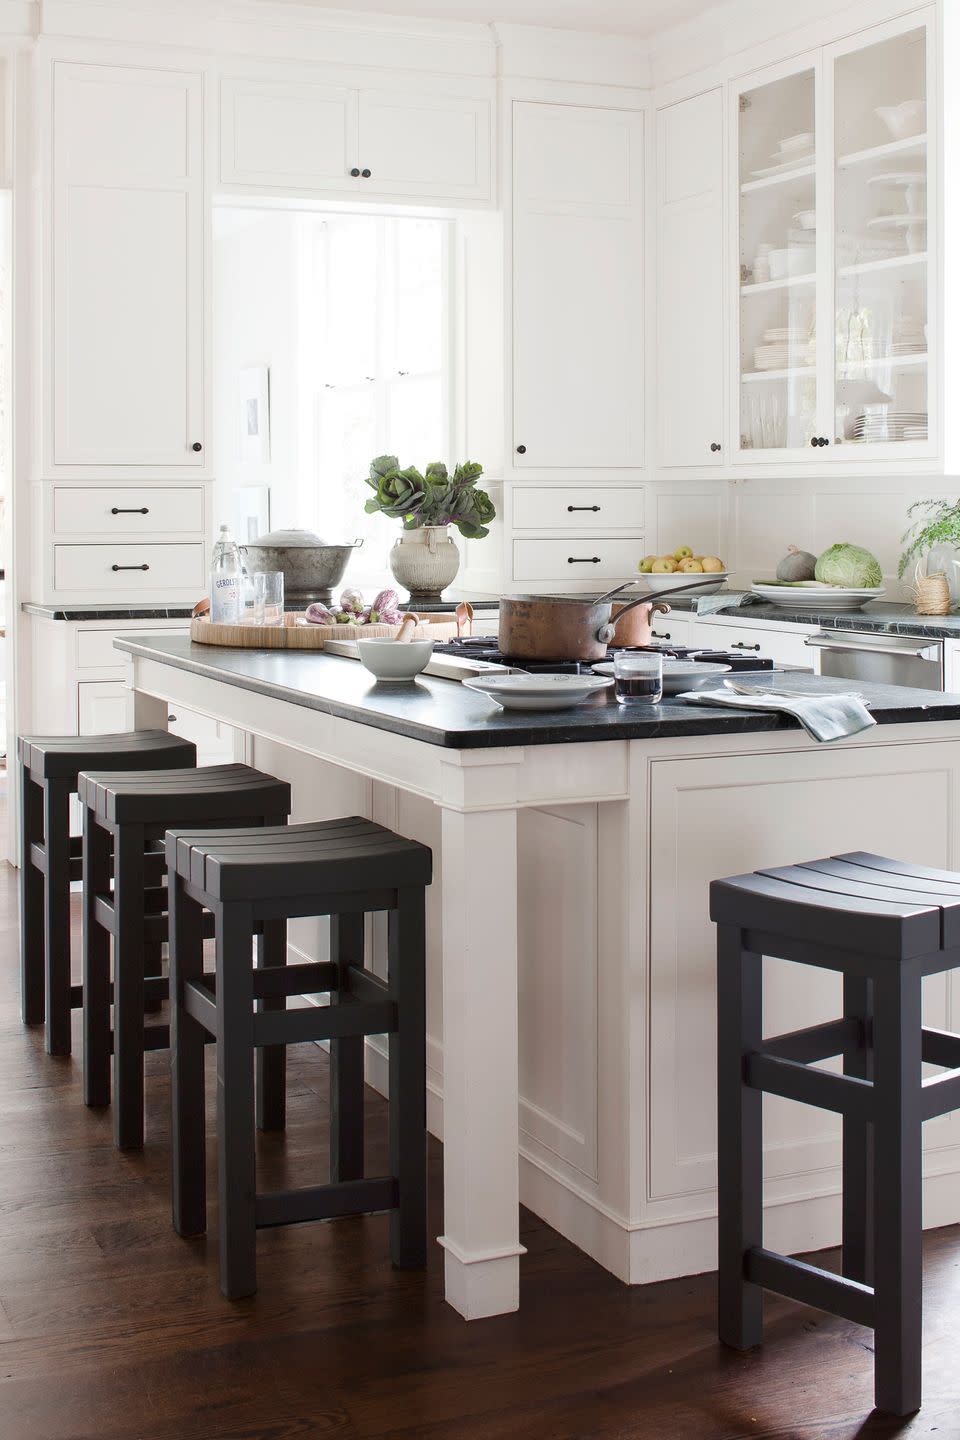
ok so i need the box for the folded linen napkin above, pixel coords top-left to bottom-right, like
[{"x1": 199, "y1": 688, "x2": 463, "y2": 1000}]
[
  {"x1": 693, "y1": 591, "x2": 761, "y2": 617},
  {"x1": 676, "y1": 686, "x2": 877, "y2": 743}
]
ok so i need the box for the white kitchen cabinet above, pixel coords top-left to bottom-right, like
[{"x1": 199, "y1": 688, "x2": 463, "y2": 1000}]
[
  {"x1": 220, "y1": 75, "x2": 493, "y2": 203},
  {"x1": 732, "y1": 10, "x2": 934, "y2": 464},
  {"x1": 657, "y1": 89, "x2": 725, "y2": 467},
  {"x1": 511, "y1": 100, "x2": 644, "y2": 471},
  {"x1": 52, "y1": 63, "x2": 204, "y2": 468},
  {"x1": 78, "y1": 680, "x2": 130, "y2": 735},
  {"x1": 693, "y1": 615, "x2": 815, "y2": 666}
]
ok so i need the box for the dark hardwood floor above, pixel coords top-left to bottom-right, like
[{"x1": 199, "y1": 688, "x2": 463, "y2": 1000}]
[{"x1": 0, "y1": 791, "x2": 958, "y2": 1438}]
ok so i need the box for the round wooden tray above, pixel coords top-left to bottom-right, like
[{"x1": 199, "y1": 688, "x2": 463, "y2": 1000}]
[{"x1": 190, "y1": 613, "x2": 460, "y2": 649}]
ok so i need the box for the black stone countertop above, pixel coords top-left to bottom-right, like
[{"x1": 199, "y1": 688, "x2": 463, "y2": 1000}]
[
  {"x1": 666, "y1": 596, "x2": 960, "y2": 638},
  {"x1": 23, "y1": 602, "x2": 197, "y2": 621},
  {"x1": 115, "y1": 634, "x2": 960, "y2": 751}
]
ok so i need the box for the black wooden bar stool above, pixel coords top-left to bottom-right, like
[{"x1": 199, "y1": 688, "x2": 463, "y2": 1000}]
[
  {"x1": 711, "y1": 851, "x2": 960, "y2": 1417},
  {"x1": 166, "y1": 816, "x2": 432, "y2": 1300},
  {"x1": 18, "y1": 730, "x2": 197, "y2": 1055},
  {"x1": 79, "y1": 764, "x2": 292, "y2": 1150}
]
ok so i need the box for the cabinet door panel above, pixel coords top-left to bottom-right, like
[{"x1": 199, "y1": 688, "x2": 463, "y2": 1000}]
[
  {"x1": 53, "y1": 64, "x2": 202, "y2": 467},
  {"x1": 513, "y1": 102, "x2": 644, "y2": 470},
  {"x1": 220, "y1": 77, "x2": 354, "y2": 190},
  {"x1": 657, "y1": 91, "x2": 725, "y2": 467},
  {"x1": 357, "y1": 91, "x2": 491, "y2": 199},
  {"x1": 78, "y1": 681, "x2": 131, "y2": 736}
]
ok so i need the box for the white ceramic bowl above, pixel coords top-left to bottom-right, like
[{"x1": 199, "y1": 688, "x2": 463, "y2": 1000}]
[
  {"x1": 357, "y1": 638, "x2": 434, "y2": 681},
  {"x1": 776, "y1": 131, "x2": 814, "y2": 155},
  {"x1": 641, "y1": 570, "x2": 729, "y2": 595},
  {"x1": 875, "y1": 100, "x2": 925, "y2": 141}
]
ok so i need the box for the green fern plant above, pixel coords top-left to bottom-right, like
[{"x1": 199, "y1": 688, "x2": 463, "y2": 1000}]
[{"x1": 898, "y1": 498, "x2": 960, "y2": 578}]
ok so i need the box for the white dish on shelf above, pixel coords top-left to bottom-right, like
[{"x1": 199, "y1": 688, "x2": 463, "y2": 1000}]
[
  {"x1": 750, "y1": 583, "x2": 885, "y2": 611},
  {"x1": 792, "y1": 209, "x2": 816, "y2": 229},
  {"x1": 875, "y1": 100, "x2": 925, "y2": 141},
  {"x1": 774, "y1": 131, "x2": 814, "y2": 156},
  {"x1": 462, "y1": 673, "x2": 613, "y2": 712},
  {"x1": 641, "y1": 571, "x2": 729, "y2": 595},
  {"x1": 749, "y1": 157, "x2": 816, "y2": 180}
]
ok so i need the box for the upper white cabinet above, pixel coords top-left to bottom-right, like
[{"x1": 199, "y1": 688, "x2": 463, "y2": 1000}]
[
  {"x1": 511, "y1": 100, "x2": 645, "y2": 471},
  {"x1": 657, "y1": 89, "x2": 724, "y2": 467},
  {"x1": 733, "y1": 10, "x2": 933, "y2": 463},
  {"x1": 52, "y1": 63, "x2": 204, "y2": 468},
  {"x1": 220, "y1": 75, "x2": 493, "y2": 203}
]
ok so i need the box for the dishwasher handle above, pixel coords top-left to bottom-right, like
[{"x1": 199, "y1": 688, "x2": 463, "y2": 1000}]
[{"x1": 803, "y1": 633, "x2": 942, "y2": 662}]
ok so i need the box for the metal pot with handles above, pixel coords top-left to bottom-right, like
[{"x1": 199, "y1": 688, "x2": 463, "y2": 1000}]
[
  {"x1": 498, "y1": 592, "x2": 671, "y2": 663},
  {"x1": 239, "y1": 528, "x2": 363, "y2": 606}
]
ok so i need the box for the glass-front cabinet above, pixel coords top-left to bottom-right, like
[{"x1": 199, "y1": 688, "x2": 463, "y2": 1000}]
[{"x1": 733, "y1": 10, "x2": 933, "y2": 463}]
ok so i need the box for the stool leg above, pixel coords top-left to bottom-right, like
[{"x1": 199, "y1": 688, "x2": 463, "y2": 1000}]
[
  {"x1": 82, "y1": 808, "x2": 112, "y2": 1108},
  {"x1": 716, "y1": 924, "x2": 764, "y2": 1350},
  {"x1": 19, "y1": 764, "x2": 45, "y2": 1027},
  {"x1": 170, "y1": 873, "x2": 208, "y2": 1238},
  {"x1": 388, "y1": 887, "x2": 427, "y2": 1270},
  {"x1": 43, "y1": 778, "x2": 73, "y2": 1055},
  {"x1": 217, "y1": 901, "x2": 257, "y2": 1299},
  {"x1": 872, "y1": 968, "x2": 923, "y2": 1417},
  {"x1": 113, "y1": 824, "x2": 147, "y2": 1150},
  {"x1": 329, "y1": 911, "x2": 365, "y2": 1183},
  {"x1": 842, "y1": 975, "x2": 874, "y2": 1284},
  {"x1": 255, "y1": 918, "x2": 287, "y2": 1133}
]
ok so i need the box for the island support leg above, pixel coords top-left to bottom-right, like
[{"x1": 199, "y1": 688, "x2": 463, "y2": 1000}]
[{"x1": 438, "y1": 804, "x2": 525, "y2": 1319}]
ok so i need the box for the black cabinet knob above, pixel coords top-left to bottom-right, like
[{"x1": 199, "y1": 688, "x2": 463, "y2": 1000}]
[
  {"x1": 361, "y1": 169, "x2": 371, "y2": 178},
  {"x1": 821, "y1": 436, "x2": 830, "y2": 446},
  {"x1": 191, "y1": 442, "x2": 202, "y2": 452},
  {"x1": 810, "y1": 436, "x2": 818, "y2": 447},
  {"x1": 516, "y1": 444, "x2": 526, "y2": 454},
  {"x1": 710, "y1": 442, "x2": 721, "y2": 453},
  {"x1": 350, "y1": 168, "x2": 361, "y2": 177}
]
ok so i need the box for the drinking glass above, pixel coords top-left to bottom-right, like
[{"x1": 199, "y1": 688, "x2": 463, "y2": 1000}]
[
  {"x1": 253, "y1": 571, "x2": 285, "y2": 626},
  {"x1": 613, "y1": 652, "x2": 663, "y2": 704}
]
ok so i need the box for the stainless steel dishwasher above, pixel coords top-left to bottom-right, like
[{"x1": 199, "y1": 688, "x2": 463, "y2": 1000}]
[{"x1": 804, "y1": 630, "x2": 944, "y2": 691}]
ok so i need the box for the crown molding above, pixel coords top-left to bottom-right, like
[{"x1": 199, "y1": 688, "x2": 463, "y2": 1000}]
[{"x1": 492, "y1": 21, "x2": 650, "y2": 89}]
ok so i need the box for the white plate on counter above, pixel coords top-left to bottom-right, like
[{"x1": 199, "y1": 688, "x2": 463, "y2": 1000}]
[
  {"x1": 592, "y1": 660, "x2": 732, "y2": 695},
  {"x1": 462, "y1": 674, "x2": 614, "y2": 711},
  {"x1": 750, "y1": 582, "x2": 885, "y2": 611}
]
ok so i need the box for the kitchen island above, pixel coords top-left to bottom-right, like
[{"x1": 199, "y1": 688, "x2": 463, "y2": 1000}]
[{"x1": 118, "y1": 635, "x2": 960, "y2": 1321}]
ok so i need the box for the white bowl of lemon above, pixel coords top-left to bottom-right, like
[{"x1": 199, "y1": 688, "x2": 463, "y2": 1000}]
[{"x1": 638, "y1": 547, "x2": 729, "y2": 594}]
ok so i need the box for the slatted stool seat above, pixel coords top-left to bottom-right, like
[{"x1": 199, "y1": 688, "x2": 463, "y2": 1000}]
[
  {"x1": 79, "y1": 764, "x2": 292, "y2": 1150},
  {"x1": 18, "y1": 730, "x2": 197, "y2": 1055},
  {"x1": 166, "y1": 816, "x2": 432, "y2": 1300},
  {"x1": 711, "y1": 852, "x2": 960, "y2": 1417}
]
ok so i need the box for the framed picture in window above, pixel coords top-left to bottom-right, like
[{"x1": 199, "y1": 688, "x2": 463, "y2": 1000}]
[{"x1": 237, "y1": 365, "x2": 271, "y2": 463}]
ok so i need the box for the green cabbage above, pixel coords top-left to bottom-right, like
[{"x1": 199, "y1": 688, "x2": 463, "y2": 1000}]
[{"x1": 814, "y1": 543, "x2": 883, "y2": 588}]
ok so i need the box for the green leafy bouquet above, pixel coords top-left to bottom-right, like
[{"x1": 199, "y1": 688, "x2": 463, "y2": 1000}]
[
  {"x1": 898, "y1": 498, "x2": 960, "y2": 578},
  {"x1": 363, "y1": 455, "x2": 496, "y2": 540}
]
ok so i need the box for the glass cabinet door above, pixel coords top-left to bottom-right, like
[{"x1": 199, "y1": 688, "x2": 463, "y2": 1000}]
[
  {"x1": 833, "y1": 24, "x2": 928, "y2": 450},
  {"x1": 737, "y1": 64, "x2": 819, "y2": 454}
]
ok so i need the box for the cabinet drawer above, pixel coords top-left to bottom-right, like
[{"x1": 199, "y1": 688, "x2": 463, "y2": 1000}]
[
  {"x1": 54, "y1": 544, "x2": 204, "y2": 592},
  {"x1": 513, "y1": 537, "x2": 644, "y2": 583},
  {"x1": 513, "y1": 488, "x2": 644, "y2": 530},
  {"x1": 693, "y1": 619, "x2": 814, "y2": 667},
  {"x1": 54, "y1": 487, "x2": 203, "y2": 535}
]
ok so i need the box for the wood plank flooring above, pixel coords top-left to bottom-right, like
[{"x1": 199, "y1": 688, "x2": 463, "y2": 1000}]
[{"x1": 0, "y1": 803, "x2": 958, "y2": 1437}]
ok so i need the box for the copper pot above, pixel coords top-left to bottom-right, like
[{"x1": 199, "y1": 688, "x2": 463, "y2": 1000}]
[{"x1": 499, "y1": 593, "x2": 671, "y2": 663}]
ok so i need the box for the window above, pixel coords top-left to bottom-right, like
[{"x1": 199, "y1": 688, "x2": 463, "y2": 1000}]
[{"x1": 303, "y1": 214, "x2": 450, "y2": 588}]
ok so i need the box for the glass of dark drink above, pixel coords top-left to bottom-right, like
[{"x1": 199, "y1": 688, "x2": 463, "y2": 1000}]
[{"x1": 613, "y1": 652, "x2": 663, "y2": 704}]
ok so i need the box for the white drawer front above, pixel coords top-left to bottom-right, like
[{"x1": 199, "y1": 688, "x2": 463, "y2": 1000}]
[
  {"x1": 54, "y1": 487, "x2": 204, "y2": 535},
  {"x1": 513, "y1": 537, "x2": 644, "y2": 583},
  {"x1": 513, "y1": 488, "x2": 645, "y2": 531},
  {"x1": 54, "y1": 544, "x2": 204, "y2": 593},
  {"x1": 75, "y1": 623, "x2": 190, "y2": 670},
  {"x1": 693, "y1": 618, "x2": 814, "y2": 667}
]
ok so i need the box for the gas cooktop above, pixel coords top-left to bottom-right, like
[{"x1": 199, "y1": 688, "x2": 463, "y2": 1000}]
[{"x1": 431, "y1": 636, "x2": 790, "y2": 676}]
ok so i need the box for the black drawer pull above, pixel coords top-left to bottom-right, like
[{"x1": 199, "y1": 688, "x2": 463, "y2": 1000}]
[
  {"x1": 112, "y1": 564, "x2": 150, "y2": 572},
  {"x1": 567, "y1": 505, "x2": 601, "y2": 513},
  {"x1": 111, "y1": 507, "x2": 149, "y2": 515},
  {"x1": 732, "y1": 641, "x2": 760, "y2": 651},
  {"x1": 650, "y1": 630, "x2": 671, "y2": 641},
  {"x1": 568, "y1": 556, "x2": 601, "y2": 564}
]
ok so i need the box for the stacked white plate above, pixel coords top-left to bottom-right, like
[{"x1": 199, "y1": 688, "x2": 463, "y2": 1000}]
[
  {"x1": 750, "y1": 582, "x2": 885, "y2": 611},
  {"x1": 462, "y1": 673, "x2": 613, "y2": 712},
  {"x1": 751, "y1": 132, "x2": 814, "y2": 179},
  {"x1": 851, "y1": 409, "x2": 927, "y2": 442}
]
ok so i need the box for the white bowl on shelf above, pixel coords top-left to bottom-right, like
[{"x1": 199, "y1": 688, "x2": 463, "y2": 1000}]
[
  {"x1": 775, "y1": 131, "x2": 814, "y2": 156},
  {"x1": 875, "y1": 100, "x2": 925, "y2": 141},
  {"x1": 641, "y1": 571, "x2": 729, "y2": 596},
  {"x1": 357, "y1": 638, "x2": 434, "y2": 681}
]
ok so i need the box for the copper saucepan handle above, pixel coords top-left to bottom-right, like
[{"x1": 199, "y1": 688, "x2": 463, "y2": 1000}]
[{"x1": 595, "y1": 575, "x2": 723, "y2": 645}]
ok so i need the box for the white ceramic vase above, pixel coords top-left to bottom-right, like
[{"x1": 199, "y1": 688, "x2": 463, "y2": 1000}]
[{"x1": 389, "y1": 525, "x2": 461, "y2": 602}]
